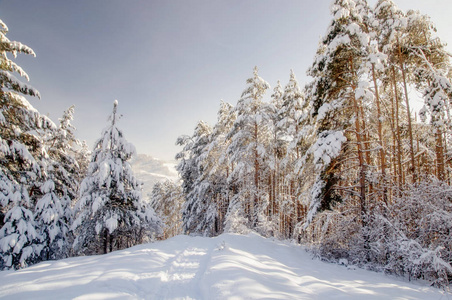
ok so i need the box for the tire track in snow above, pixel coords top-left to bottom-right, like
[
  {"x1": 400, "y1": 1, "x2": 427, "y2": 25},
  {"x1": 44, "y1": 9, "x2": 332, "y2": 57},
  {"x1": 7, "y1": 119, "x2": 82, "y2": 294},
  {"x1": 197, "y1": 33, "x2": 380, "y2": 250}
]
[{"x1": 153, "y1": 240, "x2": 214, "y2": 300}]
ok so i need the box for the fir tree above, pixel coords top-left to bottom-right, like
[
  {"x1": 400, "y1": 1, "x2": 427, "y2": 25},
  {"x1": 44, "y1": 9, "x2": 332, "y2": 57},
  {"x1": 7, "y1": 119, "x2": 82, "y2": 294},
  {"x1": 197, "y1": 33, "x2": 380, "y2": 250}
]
[
  {"x1": 0, "y1": 18, "x2": 53, "y2": 269},
  {"x1": 72, "y1": 101, "x2": 160, "y2": 255},
  {"x1": 36, "y1": 106, "x2": 86, "y2": 260},
  {"x1": 0, "y1": 179, "x2": 42, "y2": 269}
]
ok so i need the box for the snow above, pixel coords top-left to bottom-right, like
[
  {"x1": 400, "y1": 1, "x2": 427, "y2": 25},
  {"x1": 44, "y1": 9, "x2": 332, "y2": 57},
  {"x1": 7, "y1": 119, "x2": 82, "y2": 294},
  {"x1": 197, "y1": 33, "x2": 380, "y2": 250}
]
[
  {"x1": 0, "y1": 233, "x2": 446, "y2": 300},
  {"x1": 92, "y1": 196, "x2": 103, "y2": 214},
  {"x1": 40, "y1": 180, "x2": 55, "y2": 194},
  {"x1": 0, "y1": 70, "x2": 40, "y2": 98},
  {"x1": 312, "y1": 130, "x2": 347, "y2": 169},
  {"x1": 105, "y1": 215, "x2": 118, "y2": 234},
  {"x1": 327, "y1": 35, "x2": 351, "y2": 52}
]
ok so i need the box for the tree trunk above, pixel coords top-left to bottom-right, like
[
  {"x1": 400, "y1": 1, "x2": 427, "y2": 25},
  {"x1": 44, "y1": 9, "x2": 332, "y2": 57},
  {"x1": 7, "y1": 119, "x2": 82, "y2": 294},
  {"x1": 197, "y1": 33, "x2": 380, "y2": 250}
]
[
  {"x1": 434, "y1": 121, "x2": 445, "y2": 181},
  {"x1": 391, "y1": 66, "x2": 404, "y2": 188},
  {"x1": 109, "y1": 233, "x2": 114, "y2": 253},
  {"x1": 103, "y1": 229, "x2": 108, "y2": 254},
  {"x1": 372, "y1": 64, "x2": 387, "y2": 203},
  {"x1": 253, "y1": 121, "x2": 260, "y2": 226},
  {"x1": 397, "y1": 40, "x2": 417, "y2": 183},
  {"x1": 350, "y1": 57, "x2": 367, "y2": 220}
]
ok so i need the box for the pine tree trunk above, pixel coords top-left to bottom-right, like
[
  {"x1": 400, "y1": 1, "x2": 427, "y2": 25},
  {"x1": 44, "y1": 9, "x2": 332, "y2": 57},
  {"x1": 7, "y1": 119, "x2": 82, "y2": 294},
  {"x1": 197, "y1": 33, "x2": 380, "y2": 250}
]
[
  {"x1": 350, "y1": 57, "x2": 367, "y2": 221},
  {"x1": 109, "y1": 233, "x2": 114, "y2": 253},
  {"x1": 434, "y1": 122, "x2": 445, "y2": 181},
  {"x1": 388, "y1": 76, "x2": 397, "y2": 203},
  {"x1": 397, "y1": 40, "x2": 417, "y2": 183},
  {"x1": 103, "y1": 230, "x2": 108, "y2": 254},
  {"x1": 372, "y1": 65, "x2": 387, "y2": 203},
  {"x1": 253, "y1": 121, "x2": 259, "y2": 226},
  {"x1": 391, "y1": 66, "x2": 404, "y2": 188}
]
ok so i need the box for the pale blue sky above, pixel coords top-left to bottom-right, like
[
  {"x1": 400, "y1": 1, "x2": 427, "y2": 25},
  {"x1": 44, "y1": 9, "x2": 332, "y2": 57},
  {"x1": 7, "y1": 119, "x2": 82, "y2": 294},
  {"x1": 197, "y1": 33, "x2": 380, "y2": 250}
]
[{"x1": 1, "y1": 0, "x2": 451, "y2": 160}]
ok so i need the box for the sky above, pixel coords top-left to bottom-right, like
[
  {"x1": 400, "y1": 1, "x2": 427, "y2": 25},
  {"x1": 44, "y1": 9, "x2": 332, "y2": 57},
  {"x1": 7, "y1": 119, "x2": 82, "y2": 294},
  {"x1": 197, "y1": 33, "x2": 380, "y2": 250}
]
[{"x1": 1, "y1": 0, "x2": 452, "y2": 161}]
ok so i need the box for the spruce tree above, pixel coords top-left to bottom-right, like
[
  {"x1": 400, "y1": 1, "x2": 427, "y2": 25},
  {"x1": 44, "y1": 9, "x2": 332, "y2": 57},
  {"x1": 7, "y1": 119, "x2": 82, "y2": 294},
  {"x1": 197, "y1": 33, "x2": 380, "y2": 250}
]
[
  {"x1": 72, "y1": 101, "x2": 160, "y2": 255},
  {"x1": 0, "y1": 182, "x2": 43, "y2": 269},
  {"x1": 36, "y1": 106, "x2": 85, "y2": 260},
  {"x1": 0, "y1": 18, "x2": 53, "y2": 269}
]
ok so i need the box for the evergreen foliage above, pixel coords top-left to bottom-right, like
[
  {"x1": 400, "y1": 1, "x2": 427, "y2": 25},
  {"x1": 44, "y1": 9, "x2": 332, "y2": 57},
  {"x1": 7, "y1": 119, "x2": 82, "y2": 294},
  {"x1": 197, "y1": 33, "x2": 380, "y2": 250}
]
[
  {"x1": 0, "y1": 18, "x2": 52, "y2": 269},
  {"x1": 174, "y1": 1, "x2": 452, "y2": 286},
  {"x1": 0, "y1": 0, "x2": 451, "y2": 288},
  {"x1": 150, "y1": 180, "x2": 183, "y2": 239},
  {"x1": 72, "y1": 101, "x2": 161, "y2": 255}
]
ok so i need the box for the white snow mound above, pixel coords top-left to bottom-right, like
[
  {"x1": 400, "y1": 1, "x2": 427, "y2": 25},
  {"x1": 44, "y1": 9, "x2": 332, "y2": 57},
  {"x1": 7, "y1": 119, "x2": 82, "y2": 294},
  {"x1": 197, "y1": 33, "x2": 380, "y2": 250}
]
[{"x1": 0, "y1": 233, "x2": 445, "y2": 299}]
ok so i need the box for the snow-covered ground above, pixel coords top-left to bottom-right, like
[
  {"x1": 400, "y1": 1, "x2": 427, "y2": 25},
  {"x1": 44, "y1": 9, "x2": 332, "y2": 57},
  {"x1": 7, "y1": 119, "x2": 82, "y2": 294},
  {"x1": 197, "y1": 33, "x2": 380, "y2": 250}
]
[{"x1": 0, "y1": 233, "x2": 447, "y2": 299}]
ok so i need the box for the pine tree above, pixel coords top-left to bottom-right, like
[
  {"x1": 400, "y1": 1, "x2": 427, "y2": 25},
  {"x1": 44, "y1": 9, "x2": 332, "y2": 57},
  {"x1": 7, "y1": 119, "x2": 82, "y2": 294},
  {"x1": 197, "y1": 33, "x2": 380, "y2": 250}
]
[
  {"x1": 374, "y1": 0, "x2": 408, "y2": 188},
  {"x1": 36, "y1": 106, "x2": 86, "y2": 260},
  {"x1": 305, "y1": 0, "x2": 373, "y2": 225},
  {"x1": 0, "y1": 180, "x2": 42, "y2": 269},
  {"x1": 280, "y1": 70, "x2": 304, "y2": 160},
  {"x1": 375, "y1": 0, "x2": 421, "y2": 182},
  {"x1": 408, "y1": 12, "x2": 452, "y2": 182},
  {"x1": 72, "y1": 101, "x2": 160, "y2": 255},
  {"x1": 34, "y1": 177, "x2": 68, "y2": 260},
  {"x1": 176, "y1": 121, "x2": 216, "y2": 235},
  {"x1": 150, "y1": 180, "x2": 183, "y2": 239},
  {"x1": 268, "y1": 81, "x2": 284, "y2": 222},
  {"x1": 0, "y1": 18, "x2": 54, "y2": 269},
  {"x1": 226, "y1": 66, "x2": 271, "y2": 230},
  {"x1": 201, "y1": 101, "x2": 236, "y2": 234},
  {"x1": 278, "y1": 70, "x2": 306, "y2": 237}
]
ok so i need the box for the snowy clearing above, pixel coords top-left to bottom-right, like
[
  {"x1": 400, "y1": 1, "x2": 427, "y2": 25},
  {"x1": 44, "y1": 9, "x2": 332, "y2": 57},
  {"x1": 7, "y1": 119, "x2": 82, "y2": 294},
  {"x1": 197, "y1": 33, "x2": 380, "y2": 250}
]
[{"x1": 0, "y1": 233, "x2": 448, "y2": 300}]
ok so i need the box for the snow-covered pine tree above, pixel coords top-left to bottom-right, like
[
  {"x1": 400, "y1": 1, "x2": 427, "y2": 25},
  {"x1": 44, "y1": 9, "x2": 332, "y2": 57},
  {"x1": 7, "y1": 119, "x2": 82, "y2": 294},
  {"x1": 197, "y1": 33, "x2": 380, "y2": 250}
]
[
  {"x1": 72, "y1": 101, "x2": 160, "y2": 255},
  {"x1": 304, "y1": 0, "x2": 372, "y2": 225},
  {"x1": 149, "y1": 180, "x2": 183, "y2": 239},
  {"x1": 373, "y1": 0, "x2": 408, "y2": 189},
  {"x1": 176, "y1": 121, "x2": 217, "y2": 236},
  {"x1": 34, "y1": 176, "x2": 68, "y2": 260},
  {"x1": 374, "y1": 0, "x2": 421, "y2": 183},
  {"x1": 176, "y1": 101, "x2": 236, "y2": 237},
  {"x1": 0, "y1": 18, "x2": 54, "y2": 269},
  {"x1": 50, "y1": 105, "x2": 89, "y2": 187},
  {"x1": 226, "y1": 66, "x2": 272, "y2": 231},
  {"x1": 268, "y1": 81, "x2": 284, "y2": 222},
  {"x1": 279, "y1": 70, "x2": 304, "y2": 160},
  {"x1": 35, "y1": 106, "x2": 86, "y2": 260},
  {"x1": 406, "y1": 11, "x2": 452, "y2": 182},
  {"x1": 278, "y1": 70, "x2": 306, "y2": 238},
  {"x1": 204, "y1": 101, "x2": 236, "y2": 234},
  {"x1": 0, "y1": 180, "x2": 43, "y2": 269}
]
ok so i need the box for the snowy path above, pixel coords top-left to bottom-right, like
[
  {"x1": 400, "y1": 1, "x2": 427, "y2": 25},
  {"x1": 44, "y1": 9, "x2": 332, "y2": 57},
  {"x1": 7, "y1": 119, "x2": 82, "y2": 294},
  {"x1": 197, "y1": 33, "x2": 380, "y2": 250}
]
[
  {"x1": 154, "y1": 244, "x2": 214, "y2": 298},
  {"x1": 0, "y1": 233, "x2": 448, "y2": 299}
]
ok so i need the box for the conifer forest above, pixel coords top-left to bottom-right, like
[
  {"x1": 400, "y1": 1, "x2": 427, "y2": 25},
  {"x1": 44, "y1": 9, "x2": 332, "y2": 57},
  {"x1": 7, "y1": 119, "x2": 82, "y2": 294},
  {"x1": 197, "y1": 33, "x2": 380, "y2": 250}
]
[{"x1": 1, "y1": 0, "x2": 452, "y2": 290}]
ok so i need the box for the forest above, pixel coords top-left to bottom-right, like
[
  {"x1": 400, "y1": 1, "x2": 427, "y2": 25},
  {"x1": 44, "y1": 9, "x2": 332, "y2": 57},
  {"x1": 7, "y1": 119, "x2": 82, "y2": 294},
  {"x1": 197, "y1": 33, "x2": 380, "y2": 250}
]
[{"x1": 1, "y1": 0, "x2": 452, "y2": 289}]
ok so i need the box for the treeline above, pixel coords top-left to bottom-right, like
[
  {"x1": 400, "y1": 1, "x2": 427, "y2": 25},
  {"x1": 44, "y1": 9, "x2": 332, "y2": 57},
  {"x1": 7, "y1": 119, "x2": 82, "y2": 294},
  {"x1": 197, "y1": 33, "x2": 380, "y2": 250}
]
[
  {"x1": 0, "y1": 19, "x2": 162, "y2": 270},
  {"x1": 170, "y1": 0, "x2": 452, "y2": 286}
]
